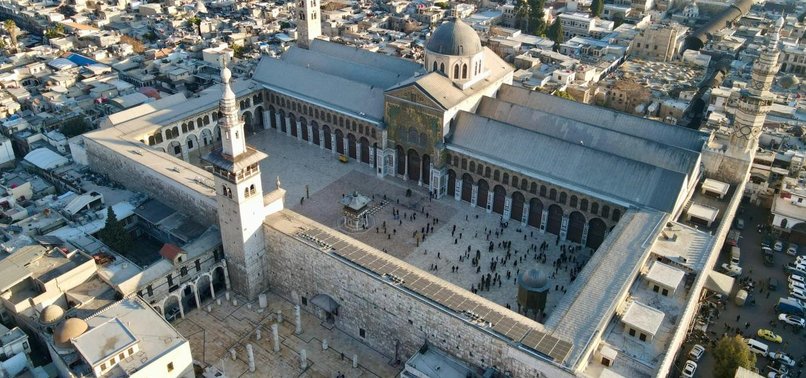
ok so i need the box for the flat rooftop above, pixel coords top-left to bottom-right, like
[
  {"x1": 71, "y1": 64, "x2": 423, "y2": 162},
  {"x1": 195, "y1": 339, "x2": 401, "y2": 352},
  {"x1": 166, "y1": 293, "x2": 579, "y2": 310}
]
[
  {"x1": 621, "y1": 301, "x2": 665, "y2": 337},
  {"x1": 545, "y1": 209, "x2": 667, "y2": 367},
  {"x1": 76, "y1": 296, "x2": 188, "y2": 375}
]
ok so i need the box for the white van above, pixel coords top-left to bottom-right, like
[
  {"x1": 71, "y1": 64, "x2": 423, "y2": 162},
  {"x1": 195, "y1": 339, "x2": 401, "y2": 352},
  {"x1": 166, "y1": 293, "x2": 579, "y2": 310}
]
[{"x1": 746, "y1": 339, "x2": 769, "y2": 356}]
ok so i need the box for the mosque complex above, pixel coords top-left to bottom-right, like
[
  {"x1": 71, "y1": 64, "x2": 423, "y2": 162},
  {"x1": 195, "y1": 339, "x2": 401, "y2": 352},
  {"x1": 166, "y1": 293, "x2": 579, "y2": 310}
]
[{"x1": 77, "y1": 3, "x2": 784, "y2": 376}]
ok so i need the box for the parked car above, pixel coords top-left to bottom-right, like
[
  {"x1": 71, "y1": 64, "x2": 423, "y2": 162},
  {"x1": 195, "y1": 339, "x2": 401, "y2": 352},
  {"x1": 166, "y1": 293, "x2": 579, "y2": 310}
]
[
  {"x1": 688, "y1": 344, "x2": 705, "y2": 361},
  {"x1": 796, "y1": 255, "x2": 806, "y2": 263},
  {"x1": 791, "y1": 288, "x2": 806, "y2": 301},
  {"x1": 735, "y1": 218, "x2": 745, "y2": 230},
  {"x1": 757, "y1": 329, "x2": 783, "y2": 343},
  {"x1": 777, "y1": 313, "x2": 805, "y2": 327},
  {"x1": 787, "y1": 243, "x2": 799, "y2": 256},
  {"x1": 767, "y1": 277, "x2": 779, "y2": 291},
  {"x1": 790, "y1": 274, "x2": 806, "y2": 285},
  {"x1": 774, "y1": 241, "x2": 784, "y2": 252},
  {"x1": 789, "y1": 280, "x2": 806, "y2": 291},
  {"x1": 682, "y1": 360, "x2": 697, "y2": 378},
  {"x1": 769, "y1": 352, "x2": 796, "y2": 367}
]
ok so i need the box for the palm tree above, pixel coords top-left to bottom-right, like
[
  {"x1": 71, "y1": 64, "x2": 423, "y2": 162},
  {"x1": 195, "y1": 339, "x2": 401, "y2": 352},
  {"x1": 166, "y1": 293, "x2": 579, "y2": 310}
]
[{"x1": 3, "y1": 20, "x2": 17, "y2": 52}]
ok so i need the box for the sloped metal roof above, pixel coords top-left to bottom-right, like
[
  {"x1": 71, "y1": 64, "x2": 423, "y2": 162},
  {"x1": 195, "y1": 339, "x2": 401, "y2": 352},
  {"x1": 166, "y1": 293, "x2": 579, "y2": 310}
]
[
  {"x1": 475, "y1": 96, "x2": 701, "y2": 175},
  {"x1": 448, "y1": 112, "x2": 687, "y2": 212}
]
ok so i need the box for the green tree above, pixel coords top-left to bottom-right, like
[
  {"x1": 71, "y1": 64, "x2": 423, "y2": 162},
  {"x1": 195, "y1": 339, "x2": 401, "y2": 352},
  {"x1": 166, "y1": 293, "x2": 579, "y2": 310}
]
[
  {"x1": 513, "y1": 0, "x2": 530, "y2": 32},
  {"x1": 591, "y1": 0, "x2": 604, "y2": 18},
  {"x1": 232, "y1": 44, "x2": 245, "y2": 58},
  {"x1": 98, "y1": 207, "x2": 132, "y2": 253},
  {"x1": 554, "y1": 91, "x2": 574, "y2": 101},
  {"x1": 3, "y1": 20, "x2": 17, "y2": 52},
  {"x1": 527, "y1": 0, "x2": 546, "y2": 36},
  {"x1": 546, "y1": 17, "x2": 563, "y2": 51},
  {"x1": 60, "y1": 118, "x2": 90, "y2": 137},
  {"x1": 45, "y1": 24, "x2": 64, "y2": 39},
  {"x1": 713, "y1": 335, "x2": 756, "y2": 378}
]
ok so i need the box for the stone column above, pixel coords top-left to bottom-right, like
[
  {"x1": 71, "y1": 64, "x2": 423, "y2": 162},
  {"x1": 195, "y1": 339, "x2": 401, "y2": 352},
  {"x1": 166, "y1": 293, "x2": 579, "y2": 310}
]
[
  {"x1": 343, "y1": 136, "x2": 349, "y2": 157},
  {"x1": 180, "y1": 142, "x2": 189, "y2": 162},
  {"x1": 285, "y1": 117, "x2": 292, "y2": 136},
  {"x1": 369, "y1": 147, "x2": 376, "y2": 168},
  {"x1": 294, "y1": 305, "x2": 302, "y2": 335},
  {"x1": 178, "y1": 300, "x2": 185, "y2": 319},
  {"x1": 503, "y1": 196, "x2": 512, "y2": 221},
  {"x1": 246, "y1": 344, "x2": 256, "y2": 372},
  {"x1": 353, "y1": 354, "x2": 358, "y2": 368},
  {"x1": 330, "y1": 133, "x2": 337, "y2": 155},
  {"x1": 486, "y1": 191, "x2": 494, "y2": 213},
  {"x1": 307, "y1": 124, "x2": 313, "y2": 144},
  {"x1": 262, "y1": 110, "x2": 272, "y2": 130},
  {"x1": 193, "y1": 287, "x2": 201, "y2": 311},
  {"x1": 259, "y1": 293, "x2": 268, "y2": 309},
  {"x1": 300, "y1": 349, "x2": 308, "y2": 369},
  {"x1": 581, "y1": 222, "x2": 590, "y2": 247},
  {"x1": 274, "y1": 113, "x2": 282, "y2": 132},
  {"x1": 403, "y1": 155, "x2": 408, "y2": 180},
  {"x1": 540, "y1": 209, "x2": 548, "y2": 231},
  {"x1": 322, "y1": 339, "x2": 328, "y2": 350},
  {"x1": 272, "y1": 324, "x2": 280, "y2": 352},
  {"x1": 296, "y1": 121, "x2": 303, "y2": 141},
  {"x1": 560, "y1": 213, "x2": 569, "y2": 241},
  {"x1": 454, "y1": 180, "x2": 462, "y2": 201},
  {"x1": 357, "y1": 143, "x2": 363, "y2": 163},
  {"x1": 522, "y1": 203, "x2": 530, "y2": 224},
  {"x1": 255, "y1": 328, "x2": 261, "y2": 340},
  {"x1": 470, "y1": 184, "x2": 478, "y2": 207}
]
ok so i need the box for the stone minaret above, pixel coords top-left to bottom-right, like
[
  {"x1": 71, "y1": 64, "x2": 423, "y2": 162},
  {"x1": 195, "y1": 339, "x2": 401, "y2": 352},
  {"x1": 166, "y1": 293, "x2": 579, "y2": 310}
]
[
  {"x1": 203, "y1": 64, "x2": 269, "y2": 299},
  {"x1": 296, "y1": 0, "x2": 321, "y2": 48},
  {"x1": 730, "y1": 17, "x2": 783, "y2": 153}
]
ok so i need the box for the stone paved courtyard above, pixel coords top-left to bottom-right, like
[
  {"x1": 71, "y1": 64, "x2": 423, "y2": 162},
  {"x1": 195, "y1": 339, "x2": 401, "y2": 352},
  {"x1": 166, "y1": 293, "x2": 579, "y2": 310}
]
[
  {"x1": 173, "y1": 292, "x2": 400, "y2": 378},
  {"x1": 245, "y1": 129, "x2": 597, "y2": 318}
]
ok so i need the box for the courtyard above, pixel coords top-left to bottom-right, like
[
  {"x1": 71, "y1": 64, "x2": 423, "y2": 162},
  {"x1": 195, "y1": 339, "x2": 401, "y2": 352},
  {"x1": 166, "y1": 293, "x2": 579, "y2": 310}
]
[{"x1": 240, "y1": 129, "x2": 598, "y2": 318}]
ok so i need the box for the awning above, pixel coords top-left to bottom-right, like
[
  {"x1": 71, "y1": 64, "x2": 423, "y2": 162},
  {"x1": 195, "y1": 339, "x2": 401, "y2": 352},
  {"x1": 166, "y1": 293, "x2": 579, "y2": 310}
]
[
  {"x1": 311, "y1": 294, "x2": 340, "y2": 313},
  {"x1": 705, "y1": 270, "x2": 735, "y2": 296}
]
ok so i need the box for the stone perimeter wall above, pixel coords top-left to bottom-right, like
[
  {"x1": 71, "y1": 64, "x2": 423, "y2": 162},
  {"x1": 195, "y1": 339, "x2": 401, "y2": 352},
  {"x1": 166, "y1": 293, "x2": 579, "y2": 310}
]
[
  {"x1": 84, "y1": 137, "x2": 218, "y2": 225},
  {"x1": 264, "y1": 219, "x2": 572, "y2": 378}
]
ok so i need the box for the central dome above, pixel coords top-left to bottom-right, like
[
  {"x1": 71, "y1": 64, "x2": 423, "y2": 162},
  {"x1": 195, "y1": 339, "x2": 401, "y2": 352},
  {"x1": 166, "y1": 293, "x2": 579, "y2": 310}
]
[{"x1": 426, "y1": 18, "x2": 483, "y2": 56}]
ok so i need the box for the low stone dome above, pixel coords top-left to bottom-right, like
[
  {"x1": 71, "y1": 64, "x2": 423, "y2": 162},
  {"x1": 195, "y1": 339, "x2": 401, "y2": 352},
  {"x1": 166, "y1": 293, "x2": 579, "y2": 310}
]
[
  {"x1": 54, "y1": 318, "x2": 88, "y2": 348},
  {"x1": 40, "y1": 304, "x2": 64, "y2": 324},
  {"x1": 519, "y1": 269, "x2": 549, "y2": 290},
  {"x1": 426, "y1": 18, "x2": 483, "y2": 56}
]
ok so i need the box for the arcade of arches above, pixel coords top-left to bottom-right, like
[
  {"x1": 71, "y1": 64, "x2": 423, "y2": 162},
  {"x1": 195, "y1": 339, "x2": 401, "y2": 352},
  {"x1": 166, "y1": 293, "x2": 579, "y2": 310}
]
[{"x1": 444, "y1": 154, "x2": 622, "y2": 250}]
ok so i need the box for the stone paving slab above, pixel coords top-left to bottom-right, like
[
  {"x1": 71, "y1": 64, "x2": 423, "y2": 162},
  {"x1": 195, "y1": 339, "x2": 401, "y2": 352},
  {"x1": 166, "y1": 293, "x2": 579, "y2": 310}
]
[
  {"x1": 245, "y1": 128, "x2": 597, "y2": 317},
  {"x1": 175, "y1": 292, "x2": 400, "y2": 378}
]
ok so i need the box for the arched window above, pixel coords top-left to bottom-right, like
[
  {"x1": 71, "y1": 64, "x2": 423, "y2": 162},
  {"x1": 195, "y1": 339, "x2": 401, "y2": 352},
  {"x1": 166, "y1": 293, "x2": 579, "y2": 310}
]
[
  {"x1": 244, "y1": 187, "x2": 250, "y2": 197},
  {"x1": 469, "y1": 161, "x2": 476, "y2": 172},
  {"x1": 540, "y1": 185, "x2": 547, "y2": 197},
  {"x1": 461, "y1": 158, "x2": 467, "y2": 170},
  {"x1": 612, "y1": 209, "x2": 621, "y2": 222},
  {"x1": 559, "y1": 192, "x2": 567, "y2": 204},
  {"x1": 453, "y1": 64, "x2": 459, "y2": 79},
  {"x1": 549, "y1": 188, "x2": 557, "y2": 200},
  {"x1": 188, "y1": 121, "x2": 195, "y2": 131},
  {"x1": 580, "y1": 199, "x2": 588, "y2": 211},
  {"x1": 433, "y1": 61, "x2": 438, "y2": 71},
  {"x1": 476, "y1": 164, "x2": 483, "y2": 175},
  {"x1": 440, "y1": 63, "x2": 445, "y2": 73},
  {"x1": 521, "y1": 178, "x2": 528, "y2": 190},
  {"x1": 494, "y1": 170, "x2": 500, "y2": 181},
  {"x1": 530, "y1": 182, "x2": 537, "y2": 194},
  {"x1": 181, "y1": 124, "x2": 187, "y2": 133},
  {"x1": 602, "y1": 205, "x2": 610, "y2": 218},
  {"x1": 570, "y1": 195, "x2": 578, "y2": 207},
  {"x1": 453, "y1": 156, "x2": 459, "y2": 166},
  {"x1": 781, "y1": 218, "x2": 788, "y2": 228},
  {"x1": 503, "y1": 173, "x2": 509, "y2": 185},
  {"x1": 591, "y1": 202, "x2": 599, "y2": 214},
  {"x1": 484, "y1": 167, "x2": 491, "y2": 178},
  {"x1": 462, "y1": 64, "x2": 468, "y2": 78},
  {"x1": 512, "y1": 175, "x2": 519, "y2": 188}
]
